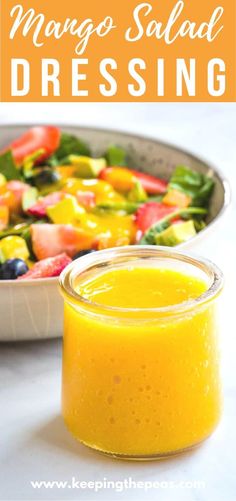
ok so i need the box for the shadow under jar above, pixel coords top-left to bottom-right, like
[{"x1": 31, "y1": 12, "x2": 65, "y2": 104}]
[{"x1": 59, "y1": 246, "x2": 224, "y2": 460}]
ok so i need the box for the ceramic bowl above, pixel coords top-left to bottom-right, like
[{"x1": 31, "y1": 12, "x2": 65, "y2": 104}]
[{"x1": 0, "y1": 125, "x2": 230, "y2": 341}]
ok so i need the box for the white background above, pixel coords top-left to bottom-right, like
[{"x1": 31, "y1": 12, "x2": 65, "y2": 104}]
[{"x1": 0, "y1": 103, "x2": 235, "y2": 501}]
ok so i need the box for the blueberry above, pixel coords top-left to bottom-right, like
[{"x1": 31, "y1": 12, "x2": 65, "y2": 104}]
[
  {"x1": 33, "y1": 168, "x2": 60, "y2": 187},
  {"x1": 0, "y1": 259, "x2": 29, "y2": 280},
  {"x1": 73, "y1": 250, "x2": 96, "y2": 260}
]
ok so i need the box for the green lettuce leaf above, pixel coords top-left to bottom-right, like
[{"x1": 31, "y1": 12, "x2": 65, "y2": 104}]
[
  {"x1": 169, "y1": 166, "x2": 214, "y2": 207},
  {"x1": 104, "y1": 145, "x2": 127, "y2": 166},
  {"x1": 48, "y1": 133, "x2": 90, "y2": 166},
  {"x1": 0, "y1": 151, "x2": 22, "y2": 180}
]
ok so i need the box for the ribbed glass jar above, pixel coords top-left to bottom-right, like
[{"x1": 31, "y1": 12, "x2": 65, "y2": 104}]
[{"x1": 59, "y1": 246, "x2": 223, "y2": 460}]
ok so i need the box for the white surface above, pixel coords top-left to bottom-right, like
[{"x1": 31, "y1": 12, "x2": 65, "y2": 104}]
[{"x1": 0, "y1": 103, "x2": 236, "y2": 501}]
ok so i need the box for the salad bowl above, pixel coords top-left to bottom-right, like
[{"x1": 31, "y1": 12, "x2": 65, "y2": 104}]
[{"x1": 0, "y1": 125, "x2": 230, "y2": 341}]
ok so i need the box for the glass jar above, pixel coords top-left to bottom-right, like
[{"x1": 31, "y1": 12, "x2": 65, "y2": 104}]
[{"x1": 59, "y1": 246, "x2": 223, "y2": 460}]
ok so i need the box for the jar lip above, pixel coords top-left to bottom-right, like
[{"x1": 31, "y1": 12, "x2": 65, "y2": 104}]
[{"x1": 59, "y1": 246, "x2": 224, "y2": 317}]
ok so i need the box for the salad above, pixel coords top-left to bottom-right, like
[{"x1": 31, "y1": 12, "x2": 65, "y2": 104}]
[{"x1": 0, "y1": 126, "x2": 214, "y2": 280}]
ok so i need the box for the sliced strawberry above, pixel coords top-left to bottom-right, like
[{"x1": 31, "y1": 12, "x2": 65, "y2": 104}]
[
  {"x1": 31, "y1": 224, "x2": 94, "y2": 260},
  {"x1": 18, "y1": 253, "x2": 71, "y2": 280},
  {"x1": 135, "y1": 229, "x2": 143, "y2": 244},
  {"x1": 76, "y1": 190, "x2": 96, "y2": 209},
  {"x1": 7, "y1": 181, "x2": 30, "y2": 211},
  {"x1": 133, "y1": 171, "x2": 167, "y2": 195},
  {"x1": 28, "y1": 204, "x2": 48, "y2": 218},
  {"x1": 135, "y1": 202, "x2": 178, "y2": 233},
  {"x1": 28, "y1": 192, "x2": 64, "y2": 218},
  {"x1": 3, "y1": 126, "x2": 60, "y2": 165}
]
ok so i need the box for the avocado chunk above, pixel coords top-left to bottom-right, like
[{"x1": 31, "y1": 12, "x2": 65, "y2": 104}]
[
  {"x1": 23, "y1": 149, "x2": 45, "y2": 179},
  {"x1": 128, "y1": 180, "x2": 147, "y2": 203},
  {"x1": 0, "y1": 173, "x2": 6, "y2": 188},
  {"x1": 22, "y1": 187, "x2": 38, "y2": 212},
  {"x1": 68, "y1": 155, "x2": 107, "y2": 178},
  {"x1": 47, "y1": 196, "x2": 85, "y2": 224},
  {"x1": 155, "y1": 220, "x2": 196, "y2": 246}
]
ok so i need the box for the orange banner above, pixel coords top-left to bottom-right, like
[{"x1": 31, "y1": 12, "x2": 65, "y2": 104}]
[{"x1": 0, "y1": 0, "x2": 236, "y2": 101}]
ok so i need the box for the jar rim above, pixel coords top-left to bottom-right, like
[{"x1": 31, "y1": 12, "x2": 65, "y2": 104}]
[{"x1": 59, "y1": 246, "x2": 224, "y2": 318}]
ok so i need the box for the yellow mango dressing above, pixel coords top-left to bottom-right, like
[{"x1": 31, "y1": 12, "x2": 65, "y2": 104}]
[{"x1": 60, "y1": 246, "x2": 223, "y2": 459}]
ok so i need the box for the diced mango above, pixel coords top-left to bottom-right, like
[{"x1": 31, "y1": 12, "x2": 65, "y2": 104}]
[
  {"x1": 100, "y1": 191, "x2": 126, "y2": 204},
  {"x1": 56, "y1": 166, "x2": 77, "y2": 180},
  {"x1": 0, "y1": 174, "x2": 7, "y2": 194},
  {"x1": 62, "y1": 178, "x2": 124, "y2": 204},
  {"x1": 0, "y1": 206, "x2": 9, "y2": 230},
  {"x1": 77, "y1": 213, "x2": 136, "y2": 249},
  {"x1": 100, "y1": 167, "x2": 136, "y2": 193},
  {"x1": 0, "y1": 190, "x2": 17, "y2": 212},
  {"x1": 97, "y1": 234, "x2": 131, "y2": 250},
  {"x1": 0, "y1": 236, "x2": 29, "y2": 262},
  {"x1": 47, "y1": 196, "x2": 85, "y2": 224},
  {"x1": 163, "y1": 189, "x2": 191, "y2": 208}
]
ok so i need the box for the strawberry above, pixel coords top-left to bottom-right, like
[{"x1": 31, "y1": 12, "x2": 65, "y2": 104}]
[
  {"x1": 3, "y1": 126, "x2": 60, "y2": 165},
  {"x1": 28, "y1": 192, "x2": 64, "y2": 218},
  {"x1": 18, "y1": 253, "x2": 71, "y2": 279},
  {"x1": 27, "y1": 204, "x2": 47, "y2": 218},
  {"x1": 134, "y1": 171, "x2": 168, "y2": 195},
  {"x1": 7, "y1": 180, "x2": 30, "y2": 212},
  {"x1": 76, "y1": 190, "x2": 96, "y2": 209},
  {"x1": 31, "y1": 224, "x2": 94, "y2": 260},
  {"x1": 135, "y1": 202, "x2": 178, "y2": 233}
]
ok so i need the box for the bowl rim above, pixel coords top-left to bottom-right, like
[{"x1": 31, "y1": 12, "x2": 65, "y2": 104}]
[{"x1": 0, "y1": 123, "x2": 231, "y2": 287}]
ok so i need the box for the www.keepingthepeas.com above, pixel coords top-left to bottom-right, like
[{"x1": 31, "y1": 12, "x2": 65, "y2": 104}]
[{"x1": 30, "y1": 477, "x2": 206, "y2": 492}]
